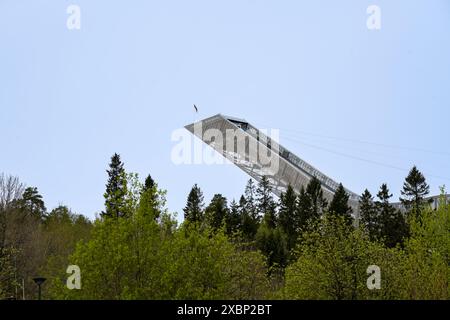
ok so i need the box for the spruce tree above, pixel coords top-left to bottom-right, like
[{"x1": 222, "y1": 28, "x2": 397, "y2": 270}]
[
  {"x1": 238, "y1": 195, "x2": 258, "y2": 242},
  {"x1": 138, "y1": 174, "x2": 160, "y2": 221},
  {"x1": 296, "y1": 186, "x2": 311, "y2": 231},
  {"x1": 308, "y1": 177, "x2": 328, "y2": 217},
  {"x1": 205, "y1": 194, "x2": 229, "y2": 231},
  {"x1": 256, "y1": 220, "x2": 288, "y2": 269},
  {"x1": 183, "y1": 184, "x2": 205, "y2": 224},
  {"x1": 225, "y1": 200, "x2": 241, "y2": 236},
  {"x1": 359, "y1": 189, "x2": 378, "y2": 241},
  {"x1": 102, "y1": 153, "x2": 128, "y2": 219},
  {"x1": 298, "y1": 177, "x2": 328, "y2": 224},
  {"x1": 256, "y1": 176, "x2": 277, "y2": 229},
  {"x1": 376, "y1": 184, "x2": 409, "y2": 248},
  {"x1": 399, "y1": 166, "x2": 431, "y2": 219},
  {"x1": 143, "y1": 174, "x2": 155, "y2": 193},
  {"x1": 278, "y1": 185, "x2": 299, "y2": 251},
  {"x1": 244, "y1": 179, "x2": 259, "y2": 224},
  {"x1": 328, "y1": 183, "x2": 353, "y2": 225}
]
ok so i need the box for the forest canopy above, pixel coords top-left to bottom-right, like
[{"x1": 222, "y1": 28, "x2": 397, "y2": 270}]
[{"x1": 0, "y1": 157, "x2": 448, "y2": 300}]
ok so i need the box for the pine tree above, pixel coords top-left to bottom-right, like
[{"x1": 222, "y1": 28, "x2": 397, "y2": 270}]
[
  {"x1": 183, "y1": 184, "x2": 205, "y2": 224},
  {"x1": 278, "y1": 185, "x2": 299, "y2": 251},
  {"x1": 400, "y1": 166, "x2": 431, "y2": 219},
  {"x1": 328, "y1": 183, "x2": 353, "y2": 225},
  {"x1": 20, "y1": 186, "x2": 46, "y2": 218},
  {"x1": 376, "y1": 184, "x2": 409, "y2": 248},
  {"x1": 359, "y1": 189, "x2": 378, "y2": 241},
  {"x1": 102, "y1": 153, "x2": 128, "y2": 219},
  {"x1": 205, "y1": 194, "x2": 229, "y2": 231},
  {"x1": 256, "y1": 176, "x2": 277, "y2": 229}
]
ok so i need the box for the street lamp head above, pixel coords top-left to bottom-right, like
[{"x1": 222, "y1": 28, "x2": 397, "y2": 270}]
[{"x1": 33, "y1": 277, "x2": 47, "y2": 286}]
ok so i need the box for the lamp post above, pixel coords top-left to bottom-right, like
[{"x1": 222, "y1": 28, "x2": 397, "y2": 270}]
[{"x1": 33, "y1": 277, "x2": 46, "y2": 300}]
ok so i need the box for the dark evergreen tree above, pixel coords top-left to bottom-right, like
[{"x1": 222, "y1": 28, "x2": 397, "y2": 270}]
[
  {"x1": 183, "y1": 184, "x2": 205, "y2": 224},
  {"x1": 278, "y1": 185, "x2": 299, "y2": 251},
  {"x1": 225, "y1": 200, "x2": 241, "y2": 236},
  {"x1": 328, "y1": 183, "x2": 353, "y2": 225},
  {"x1": 256, "y1": 222, "x2": 288, "y2": 269},
  {"x1": 306, "y1": 177, "x2": 328, "y2": 219},
  {"x1": 359, "y1": 189, "x2": 378, "y2": 241},
  {"x1": 205, "y1": 194, "x2": 229, "y2": 231},
  {"x1": 138, "y1": 174, "x2": 160, "y2": 221},
  {"x1": 256, "y1": 176, "x2": 277, "y2": 229},
  {"x1": 375, "y1": 184, "x2": 409, "y2": 248},
  {"x1": 244, "y1": 179, "x2": 259, "y2": 224},
  {"x1": 143, "y1": 174, "x2": 155, "y2": 193},
  {"x1": 295, "y1": 186, "x2": 311, "y2": 231},
  {"x1": 20, "y1": 186, "x2": 46, "y2": 218},
  {"x1": 296, "y1": 177, "x2": 328, "y2": 230},
  {"x1": 399, "y1": 166, "x2": 431, "y2": 219},
  {"x1": 102, "y1": 153, "x2": 128, "y2": 219},
  {"x1": 238, "y1": 195, "x2": 259, "y2": 242}
]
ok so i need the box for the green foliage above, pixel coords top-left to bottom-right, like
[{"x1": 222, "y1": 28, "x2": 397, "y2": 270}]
[
  {"x1": 0, "y1": 247, "x2": 18, "y2": 299},
  {"x1": 256, "y1": 222, "x2": 288, "y2": 270},
  {"x1": 50, "y1": 216, "x2": 269, "y2": 300},
  {"x1": 278, "y1": 185, "x2": 299, "y2": 253},
  {"x1": 328, "y1": 183, "x2": 353, "y2": 225},
  {"x1": 2, "y1": 160, "x2": 448, "y2": 301},
  {"x1": 295, "y1": 186, "x2": 311, "y2": 231},
  {"x1": 243, "y1": 179, "x2": 258, "y2": 221},
  {"x1": 359, "y1": 189, "x2": 378, "y2": 241},
  {"x1": 225, "y1": 200, "x2": 241, "y2": 236},
  {"x1": 400, "y1": 166, "x2": 431, "y2": 219},
  {"x1": 158, "y1": 225, "x2": 270, "y2": 299},
  {"x1": 20, "y1": 187, "x2": 46, "y2": 218},
  {"x1": 256, "y1": 176, "x2": 277, "y2": 229},
  {"x1": 284, "y1": 203, "x2": 449, "y2": 300},
  {"x1": 183, "y1": 184, "x2": 205, "y2": 224},
  {"x1": 285, "y1": 215, "x2": 403, "y2": 300},
  {"x1": 205, "y1": 194, "x2": 229, "y2": 231},
  {"x1": 137, "y1": 174, "x2": 166, "y2": 222},
  {"x1": 40, "y1": 206, "x2": 93, "y2": 298},
  {"x1": 240, "y1": 182, "x2": 260, "y2": 241},
  {"x1": 102, "y1": 153, "x2": 128, "y2": 219},
  {"x1": 285, "y1": 215, "x2": 366, "y2": 299},
  {"x1": 296, "y1": 177, "x2": 328, "y2": 229},
  {"x1": 375, "y1": 184, "x2": 409, "y2": 248},
  {"x1": 398, "y1": 198, "x2": 449, "y2": 299}
]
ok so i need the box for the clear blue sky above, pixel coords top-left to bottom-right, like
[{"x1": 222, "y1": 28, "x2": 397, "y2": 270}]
[{"x1": 1, "y1": 1, "x2": 449, "y2": 220}]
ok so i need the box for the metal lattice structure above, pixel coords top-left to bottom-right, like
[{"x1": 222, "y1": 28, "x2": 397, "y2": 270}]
[{"x1": 185, "y1": 114, "x2": 361, "y2": 214}]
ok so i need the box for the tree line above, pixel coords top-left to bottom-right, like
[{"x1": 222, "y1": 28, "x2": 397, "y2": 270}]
[{"x1": 0, "y1": 154, "x2": 448, "y2": 299}]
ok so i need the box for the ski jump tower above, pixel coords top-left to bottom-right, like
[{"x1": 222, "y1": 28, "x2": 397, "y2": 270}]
[{"x1": 185, "y1": 114, "x2": 361, "y2": 215}]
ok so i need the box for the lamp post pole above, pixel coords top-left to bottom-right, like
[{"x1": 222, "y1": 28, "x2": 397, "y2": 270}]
[{"x1": 33, "y1": 277, "x2": 46, "y2": 300}]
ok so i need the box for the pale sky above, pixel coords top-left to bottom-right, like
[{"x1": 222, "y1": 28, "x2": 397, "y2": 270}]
[{"x1": 1, "y1": 1, "x2": 449, "y2": 220}]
